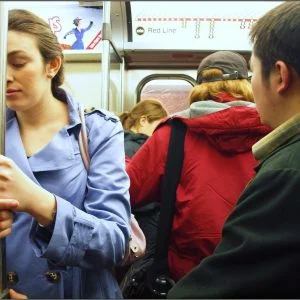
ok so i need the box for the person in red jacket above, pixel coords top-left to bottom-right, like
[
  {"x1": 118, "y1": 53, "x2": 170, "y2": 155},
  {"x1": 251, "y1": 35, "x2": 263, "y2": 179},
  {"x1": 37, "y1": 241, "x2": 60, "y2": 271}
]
[{"x1": 126, "y1": 51, "x2": 270, "y2": 284}]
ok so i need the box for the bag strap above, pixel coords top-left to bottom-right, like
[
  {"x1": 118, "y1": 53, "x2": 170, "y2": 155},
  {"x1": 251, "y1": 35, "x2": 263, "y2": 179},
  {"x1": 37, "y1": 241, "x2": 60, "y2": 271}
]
[
  {"x1": 78, "y1": 110, "x2": 186, "y2": 282},
  {"x1": 78, "y1": 105, "x2": 146, "y2": 265},
  {"x1": 78, "y1": 105, "x2": 90, "y2": 170},
  {"x1": 148, "y1": 118, "x2": 187, "y2": 296}
]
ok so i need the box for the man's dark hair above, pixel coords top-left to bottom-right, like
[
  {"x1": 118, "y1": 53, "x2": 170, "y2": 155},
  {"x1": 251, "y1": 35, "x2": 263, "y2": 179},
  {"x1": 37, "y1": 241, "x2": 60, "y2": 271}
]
[{"x1": 250, "y1": 2, "x2": 300, "y2": 80}]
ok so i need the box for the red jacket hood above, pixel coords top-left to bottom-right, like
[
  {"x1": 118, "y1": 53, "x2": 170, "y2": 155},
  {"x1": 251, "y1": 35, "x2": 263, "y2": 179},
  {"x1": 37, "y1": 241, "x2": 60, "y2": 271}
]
[{"x1": 158, "y1": 106, "x2": 271, "y2": 154}]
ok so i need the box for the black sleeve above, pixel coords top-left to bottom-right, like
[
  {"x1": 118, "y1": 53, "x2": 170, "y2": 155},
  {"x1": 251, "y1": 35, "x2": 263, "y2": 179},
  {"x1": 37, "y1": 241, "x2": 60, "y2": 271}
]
[
  {"x1": 125, "y1": 140, "x2": 142, "y2": 158},
  {"x1": 168, "y1": 169, "x2": 300, "y2": 299}
]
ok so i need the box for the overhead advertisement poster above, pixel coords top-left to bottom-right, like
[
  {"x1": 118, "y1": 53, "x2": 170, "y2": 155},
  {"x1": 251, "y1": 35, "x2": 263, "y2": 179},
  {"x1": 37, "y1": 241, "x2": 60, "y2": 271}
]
[
  {"x1": 5, "y1": 1, "x2": 102, "y2": 51},
  {"x1": 131, "y1": 1, "x2": 283, "y2": 51}
]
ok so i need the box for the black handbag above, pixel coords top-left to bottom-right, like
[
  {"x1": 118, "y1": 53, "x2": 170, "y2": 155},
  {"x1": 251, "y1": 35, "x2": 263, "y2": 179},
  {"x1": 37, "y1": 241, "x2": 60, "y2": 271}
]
[{"x1": 121, "y1": 118, "x2": 186, "y2": 298}]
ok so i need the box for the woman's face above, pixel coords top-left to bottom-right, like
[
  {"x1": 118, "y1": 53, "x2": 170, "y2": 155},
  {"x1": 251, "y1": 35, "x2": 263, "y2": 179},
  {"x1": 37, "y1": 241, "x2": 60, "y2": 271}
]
[{"x1": 6, "y1": 30, "x2": 52, "y2": 112}]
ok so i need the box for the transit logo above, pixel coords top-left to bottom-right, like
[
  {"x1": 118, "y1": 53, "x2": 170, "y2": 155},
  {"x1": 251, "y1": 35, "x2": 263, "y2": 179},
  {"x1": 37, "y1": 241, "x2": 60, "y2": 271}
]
[{"x1": 136, "y1": 26, "x2": 145, "y2": 35}]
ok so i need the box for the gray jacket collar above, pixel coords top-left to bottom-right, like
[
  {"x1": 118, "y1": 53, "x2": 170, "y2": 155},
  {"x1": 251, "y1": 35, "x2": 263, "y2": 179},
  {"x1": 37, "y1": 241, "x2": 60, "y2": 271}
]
[{"x1": 174, "y1": 100, "x2": 255, "y2": 118}]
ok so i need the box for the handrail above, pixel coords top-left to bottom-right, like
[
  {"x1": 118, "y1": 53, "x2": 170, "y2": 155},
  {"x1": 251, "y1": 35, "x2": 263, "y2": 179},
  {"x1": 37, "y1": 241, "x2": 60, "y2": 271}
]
[
  {"x1": 0, "y1": 2, "x2": 9, "y2": 297},
  {"x1": 100, "y1": 2, "x2": 111, "y2": 110}
]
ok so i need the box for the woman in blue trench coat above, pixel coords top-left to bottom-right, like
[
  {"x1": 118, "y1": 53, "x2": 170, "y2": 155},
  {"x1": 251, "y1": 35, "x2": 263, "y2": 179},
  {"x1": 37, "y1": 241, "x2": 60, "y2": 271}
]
[{"x1": 0, "y1": 9, "x2": 131, "y2": 299}]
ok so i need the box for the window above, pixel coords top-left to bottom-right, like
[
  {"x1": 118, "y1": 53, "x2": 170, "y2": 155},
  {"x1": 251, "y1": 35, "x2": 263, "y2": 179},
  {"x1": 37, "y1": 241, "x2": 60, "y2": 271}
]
[{"x1": 139, "y1": 77, "x2": 195, "y2": 114}]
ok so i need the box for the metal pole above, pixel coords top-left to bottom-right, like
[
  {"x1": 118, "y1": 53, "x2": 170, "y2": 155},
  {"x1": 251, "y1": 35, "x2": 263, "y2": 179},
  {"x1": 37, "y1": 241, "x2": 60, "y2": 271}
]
[
  {"x1": 120, "y1": 56, "x2": 125, "y2": 113},
  {"x1": 101, "y1": 1, "x2": 111, "y2": 110},
  {"x1": 0, "y1": 1, "x2": 8, "y2": 298}
]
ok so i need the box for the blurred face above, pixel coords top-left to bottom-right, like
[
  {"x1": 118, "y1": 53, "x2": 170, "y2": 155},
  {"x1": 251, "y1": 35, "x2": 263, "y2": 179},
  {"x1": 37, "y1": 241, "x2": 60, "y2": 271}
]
[
  {"x1": 135, "y1": 118, "x2": 162, "y2": 136},
  {"x1": 250, "y1": 52, "x2": 274, "y2": 127},
  {"x1": 143, "y1": 119, "x2": 162, "y2": 136},
  {"x1": 6, "y1": 30, "x2": 51, "y2": 112}
]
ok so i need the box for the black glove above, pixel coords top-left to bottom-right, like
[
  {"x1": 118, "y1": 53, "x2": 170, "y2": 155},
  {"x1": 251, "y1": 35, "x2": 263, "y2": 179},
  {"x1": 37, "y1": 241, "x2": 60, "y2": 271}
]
[{"x1": 90, "y1": 21, "x2": 93, "y2": 25}]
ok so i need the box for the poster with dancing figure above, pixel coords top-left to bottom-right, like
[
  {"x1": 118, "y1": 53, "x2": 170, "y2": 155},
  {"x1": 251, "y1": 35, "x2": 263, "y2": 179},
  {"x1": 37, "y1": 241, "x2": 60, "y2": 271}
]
[
  {"x1": 63, "y1": 17, "x2": 94, "y2": 50},
  {"x1": 5, "y1": 1, "x2": 103, "y2": 51}
]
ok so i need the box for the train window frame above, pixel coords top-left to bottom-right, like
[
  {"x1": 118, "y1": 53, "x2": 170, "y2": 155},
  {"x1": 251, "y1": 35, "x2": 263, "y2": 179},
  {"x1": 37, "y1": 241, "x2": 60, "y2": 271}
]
[{"x1": 136, "y1": 74, "x2": 197, "y2": 114}]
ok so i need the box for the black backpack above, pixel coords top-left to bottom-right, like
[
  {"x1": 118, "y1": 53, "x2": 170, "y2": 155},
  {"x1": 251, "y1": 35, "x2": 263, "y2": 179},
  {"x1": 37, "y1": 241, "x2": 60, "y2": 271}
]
[{"x1": 120, "y1": 119, "x2": 187, "y2": 298}]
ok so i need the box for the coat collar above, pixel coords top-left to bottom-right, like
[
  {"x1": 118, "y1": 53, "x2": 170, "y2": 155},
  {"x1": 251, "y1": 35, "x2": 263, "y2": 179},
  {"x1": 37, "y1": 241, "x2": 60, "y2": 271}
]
[{"x1": 253, "y1": 113, "x2": 300, "y2": 161}]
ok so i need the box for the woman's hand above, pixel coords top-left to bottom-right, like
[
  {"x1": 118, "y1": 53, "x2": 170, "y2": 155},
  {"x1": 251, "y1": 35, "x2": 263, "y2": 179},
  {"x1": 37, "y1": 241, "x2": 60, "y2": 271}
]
[
  {"x1": 0, "y1": 200, "x2": 18, "y2": 238},
  {"x1": 9, "y1": 289, "x2": 28, "y2": 299},
  {"x1": 0, "y1": 155, "x2": 40, "y2": 212},
  {"x1": 0, "y1": 155, "x2": 56, "y2": 226}
]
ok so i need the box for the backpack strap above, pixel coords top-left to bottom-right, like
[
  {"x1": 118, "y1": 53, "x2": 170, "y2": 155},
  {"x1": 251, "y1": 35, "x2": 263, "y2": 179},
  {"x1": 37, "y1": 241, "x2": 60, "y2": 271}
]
[{"x1": 148, "y1": 118, "x2": 187, "y2": 297}]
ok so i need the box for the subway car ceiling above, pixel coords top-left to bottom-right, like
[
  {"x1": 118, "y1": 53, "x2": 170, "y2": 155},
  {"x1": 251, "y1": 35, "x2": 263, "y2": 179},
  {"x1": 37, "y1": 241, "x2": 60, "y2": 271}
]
[
  {"x1": 114, "y1": 1, "x2": 283, "y2": 69},
  {"x1": 4, "y1": 1, "x2": 284, "y2": 63},
  {"x1": 65, "y1": 0, "x2": 283, "y2": 68},
  {"x1": 3, "y1": 1, "x2": 282, "y2": 68}
]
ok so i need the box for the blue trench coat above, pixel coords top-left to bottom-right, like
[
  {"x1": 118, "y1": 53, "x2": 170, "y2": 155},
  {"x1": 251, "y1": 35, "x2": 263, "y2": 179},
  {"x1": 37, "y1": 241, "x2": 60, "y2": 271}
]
[{"x1": 5, "y1": 90, "x2": 131, "y2": 298}]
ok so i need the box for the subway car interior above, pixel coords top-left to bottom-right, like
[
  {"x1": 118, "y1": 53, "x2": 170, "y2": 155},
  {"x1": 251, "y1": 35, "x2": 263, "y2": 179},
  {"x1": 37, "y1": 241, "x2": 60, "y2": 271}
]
[{"x1": 0, "y1": 1, "x2": 289, "y2": 298}]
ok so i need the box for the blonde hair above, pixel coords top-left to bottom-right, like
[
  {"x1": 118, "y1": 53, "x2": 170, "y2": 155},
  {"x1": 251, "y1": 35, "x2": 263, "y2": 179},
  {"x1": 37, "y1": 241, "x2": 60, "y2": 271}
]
[
  {"x1": 119, "y1": 99, "x2": 168, "y2": 131},
  {"x1": 189, "y1": 69, "x2": 253, "y2": 104}
]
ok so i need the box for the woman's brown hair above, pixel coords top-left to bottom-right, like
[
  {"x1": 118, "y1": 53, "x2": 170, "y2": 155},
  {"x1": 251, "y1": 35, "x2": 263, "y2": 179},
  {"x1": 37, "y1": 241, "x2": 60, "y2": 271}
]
[
  {"x1": 8, "y1": 9, "x2": 65, "y2": 98},
  {"x1": 119, "y1": 99, "x2": 168, "y2": 131},
  {"x1": 189, "y1": 69, "x2": 254, "y2": 104}
]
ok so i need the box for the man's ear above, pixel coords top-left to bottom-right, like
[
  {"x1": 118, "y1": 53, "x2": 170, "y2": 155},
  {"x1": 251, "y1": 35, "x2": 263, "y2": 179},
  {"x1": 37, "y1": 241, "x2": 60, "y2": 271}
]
[
  {"x1": 274, "y1": 61, "x2": 291, "y2": 94},
  {"x1": 46, "y1": 56, "x2": 62, "y2": 78}
]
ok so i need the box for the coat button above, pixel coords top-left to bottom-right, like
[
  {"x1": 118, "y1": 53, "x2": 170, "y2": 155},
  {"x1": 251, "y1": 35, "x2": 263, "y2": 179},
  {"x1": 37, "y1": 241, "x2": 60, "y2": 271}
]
[
  {"x1": 45, "y1": 271, "x2": 61, "y2": 283},
  {"x1": 7, "y1": 272, "x2": 18, "y2": 284}
]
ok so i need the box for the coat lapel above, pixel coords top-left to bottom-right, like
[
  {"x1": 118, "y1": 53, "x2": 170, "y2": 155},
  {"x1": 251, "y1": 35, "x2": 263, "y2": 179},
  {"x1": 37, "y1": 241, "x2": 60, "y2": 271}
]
[
  {"x1": 27, "y1": 126, "x2": 76, "y2": 172},
  {"x1": 6, "y1": 118, "x2": 40, "y2": 185},
  {"x1": 6, "y1": 117, "x2": 77, "y2": 175}
]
